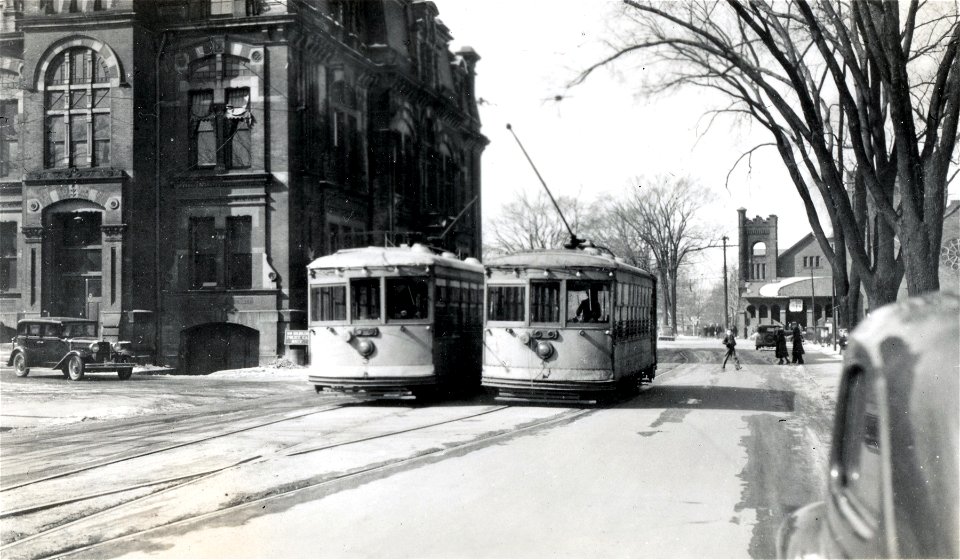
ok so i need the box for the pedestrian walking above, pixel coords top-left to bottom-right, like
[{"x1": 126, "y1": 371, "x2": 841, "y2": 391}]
[
  {"x1": 791, "y1": 325, "x2": 805, "y2": 364},
  {"x1": 775, "y1": 328, "x2": 789, "y2": 365},
  {"x1": 721, "y1": 329, "x2": 741, "y2": 370}
]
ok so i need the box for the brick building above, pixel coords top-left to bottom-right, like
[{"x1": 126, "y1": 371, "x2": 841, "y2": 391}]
[
  {"x1": 736, "y1": 208, "x2": 836, "y2": 337},
  {"x1": 0, "y1": 0, "x2": 486, "y2": 373}
]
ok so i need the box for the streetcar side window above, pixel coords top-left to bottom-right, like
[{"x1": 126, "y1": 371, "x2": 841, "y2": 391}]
[
  {"x1": 567, "y1": 281, "x2": 611, "y2": 323},
  {"x1": 487, "y1": 285, "x2": 525, "y2": 322},
  {"x1": 351, "y1": 278, "x2": 381, "y2": 321},
  {"x1": 469, "y1": 283, "x2": 483, "y2": 326},
  {"x1": 310, "y1": 285, "x2": 346, "y2": 321},
  {"x1": 386, "y1": 277, "x2": 429, "y2": 320},
  {"x1": 530, "y1": 281, "x2": 561, "y2": 324}
]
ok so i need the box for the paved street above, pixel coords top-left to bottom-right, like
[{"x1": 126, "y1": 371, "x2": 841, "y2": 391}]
[{"x1": 0, "y1": 339, "x2": 843, "y2": 559}]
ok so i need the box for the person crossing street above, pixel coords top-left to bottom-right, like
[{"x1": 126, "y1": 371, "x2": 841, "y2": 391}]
[{"x1": 721, "y1": 329, "x2": 741, "y2": 370}]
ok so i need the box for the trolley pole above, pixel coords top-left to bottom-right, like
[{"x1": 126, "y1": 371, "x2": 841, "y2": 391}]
[{"x1": 722, "y1": 235, "x2": 729, "y2": 331}]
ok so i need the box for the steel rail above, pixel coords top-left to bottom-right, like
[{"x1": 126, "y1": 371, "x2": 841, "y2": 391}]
[
  {"x1": 0, "y1": 404, "x2": 346, "y2": 493},
  {"x1": 33, "y1": 406, "x2": 597, "y2": 560}
]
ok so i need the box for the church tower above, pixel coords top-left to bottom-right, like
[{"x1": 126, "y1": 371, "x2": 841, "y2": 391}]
[{"x1": 737, "y1": 209, "x2": 779, "y2": 284}]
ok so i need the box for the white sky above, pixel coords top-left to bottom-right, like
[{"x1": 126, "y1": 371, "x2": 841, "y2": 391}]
[{"x1": 436, "y1": 0, "x2": 957, "y2": 281}]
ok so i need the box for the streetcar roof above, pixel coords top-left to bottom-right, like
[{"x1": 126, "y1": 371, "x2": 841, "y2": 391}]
[
  {"x1": 485, "y1": 249, "x2": 655, "y2": 279},
  {"x1": 307, "y1": 245, "x2": 483, "y2": 273}
]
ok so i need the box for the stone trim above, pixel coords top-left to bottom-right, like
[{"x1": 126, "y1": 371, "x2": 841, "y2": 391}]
[
  {"x1": 101, "y1": 224, "x2": 126, "y2": 242},
  {"x1": 21, "y1": 225, "x2": 43, "y2": 243},
  {"x1": 33, "y1": 35, "x2": 126, "y2": 91}
]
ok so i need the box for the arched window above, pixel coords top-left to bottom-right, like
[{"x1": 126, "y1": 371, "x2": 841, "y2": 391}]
[
  {"x1": 44, "y1": 47, "x2": 111, "y2": 168},
  {"x1": 747, "y1": 305, "x2": 756, "y2": 318},
  {"x1": 771, "y1": 304, "x2": 781, "y2": 323},
  {"x1": 759, "y1": 304, "x2": 768, "y2": 320},
  {"x1": 750, "y1": 242, "x2": 767, "y2": 280}
]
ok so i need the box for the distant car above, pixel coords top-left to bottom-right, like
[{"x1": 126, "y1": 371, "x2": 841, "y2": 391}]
[
  {"x1": 777, "y1": 292, "x2": 959, "y2": 559},
  {"x1": 7, "y1": 318, "x2": 134, "y2": 381},
  {"x1": 755, "y1": 324, "x2": 782, "y2": 350}
]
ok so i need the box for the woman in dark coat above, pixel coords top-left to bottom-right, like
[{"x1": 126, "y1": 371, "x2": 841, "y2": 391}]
[
  {"x1": 791, "y1": 326, "x2": 805, "y2": 364},
  {"x1": 775, "y1": 329, "x2": 789, "y2": 365}
]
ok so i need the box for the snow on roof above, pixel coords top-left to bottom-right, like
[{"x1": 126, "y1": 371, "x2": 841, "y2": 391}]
[
  {"x1": 758, "y1": 276, "x2": 830, "y2": 297},
  {"x1": 486, "y1": 249, "x2": 654, "y2": 278},
  {"x1": 307, "y1": 245, "x2": 482, "y2": 273}
]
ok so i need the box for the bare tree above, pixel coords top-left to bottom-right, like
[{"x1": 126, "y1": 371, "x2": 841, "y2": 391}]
[
  {"x1": 581, "y1": 201, "x2": 653, "y2": 270},
  {"x1": 611, "y1": 176, "x2": 717, "y2": 335},
  {"x1": 484, "y1": 191, "x2": 586, "y2": 257},
  {"x1": 576, "y1": 0, "x2": 960, "y2": 318}
]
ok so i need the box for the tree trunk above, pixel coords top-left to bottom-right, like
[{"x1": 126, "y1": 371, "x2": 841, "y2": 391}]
[{"x1": 900, "y1": 216, "x2": 941, "y2": 296}]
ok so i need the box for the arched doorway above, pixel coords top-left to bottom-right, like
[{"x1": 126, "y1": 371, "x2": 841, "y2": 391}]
[
  {"x1": 181, "y1": 323, "x2": 259, "y2": 375},
  {"x1": 44, "y1": 202, "x2": 104, "y2": 319}
]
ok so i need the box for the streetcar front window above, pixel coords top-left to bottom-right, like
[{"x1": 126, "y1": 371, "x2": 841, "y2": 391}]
[
  {"x1": 567, "y1": 280, "x2": 611, "y2": 323},
  {"x1": 310, "y1": 285, "x2": 346, "y2": 322},
  {"x1": 487, "y1": 285, "x2": 525, "y2": 322},
  {"x1": 531, "y1": 281, "x2": 561, "y2": 324},
  {"x1": 351, "y1": 278, "x2": 381, "y2": 322},
  {"x1": 387, "y1": 277, "x2": 429, "y2": 320}
]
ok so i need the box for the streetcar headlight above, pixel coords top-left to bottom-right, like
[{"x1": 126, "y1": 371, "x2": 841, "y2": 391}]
[
  {"x1": 340, "y1": 331, "x2": 354, "y2": 343},
  {"x1": 356, "y1": 339, "x2": 375, "y2": 357},
  {"x1": 519, "y1": 332, "x2": 531, "y2": 345},
  {"x1": 535, "y1": 341, "x2": 554, "y2": 360}
]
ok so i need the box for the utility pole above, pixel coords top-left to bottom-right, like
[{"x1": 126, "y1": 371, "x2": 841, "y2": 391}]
[
  {"x1": 809, "y1": 265, "x2": 816, "y2": 336},
  {"x1": 832, "y1": 274, "x2": 837, "y2": 351},
  {"x1": 722, "y1": 235, "x2": 729, "y2": 331}
]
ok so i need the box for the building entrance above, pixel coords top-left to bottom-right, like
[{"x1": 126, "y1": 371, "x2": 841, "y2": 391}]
[
  {"x1": 48, "y1": 211, "x2": 103, "y2": 319},
  {"x1": 181, "y1": 323, "x2": 259, "y2": 375}
]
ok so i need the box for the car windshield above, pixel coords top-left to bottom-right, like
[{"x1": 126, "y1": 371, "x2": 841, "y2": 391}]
[{"x1": 63, "y1": 322, "x2": 98, "y2": 338}]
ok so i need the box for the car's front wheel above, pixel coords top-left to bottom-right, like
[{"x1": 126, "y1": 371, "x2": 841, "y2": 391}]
[
  {"x1": 66, "y1": 355, "x2": 85, "y2": 381},
  {"x1": 117, "y1": 367, "x2": 133, "y2": 380},
  {"x1": 12, "y1": 353, "x2": 29, "y2": 377}
]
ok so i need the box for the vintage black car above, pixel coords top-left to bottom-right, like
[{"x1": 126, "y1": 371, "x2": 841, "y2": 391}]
[
  {"x1": 755, "y1": 324, "x2": 782, "y2": 350},
  {"x1": 7, "y1": 318, "x2": 134, "y2": 381},
  {"x1": 777, "y1": 292, "x2": 959, "y2": 559}
]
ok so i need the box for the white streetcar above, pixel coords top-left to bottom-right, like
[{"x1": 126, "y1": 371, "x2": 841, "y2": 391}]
[
  {"x1": 306, "y1": 244, "x2": 484, "y2": 399},
  {"x1": 482, "y1": 247, "x2": 657, "y2": 402}
]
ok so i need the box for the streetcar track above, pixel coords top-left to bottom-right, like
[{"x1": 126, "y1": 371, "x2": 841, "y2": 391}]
[
  {"x1": 34, "y1": 405, "x2": 597, "y2": 560},
  {"x1": 0, "y1": 456, "x2": 262, "y2": 553},
  {"x1": 0, "y1": 456, "x2": 261, "y2": 519},
  {"x1": 284, "y1": 405, "x2": 511, "y2": 456},
  {"x1": 0, "y1": 404, "x2": 346, "y2": 493},
  {"x1": 2, "y1": 404, "x2": 512, "y2": 520}
]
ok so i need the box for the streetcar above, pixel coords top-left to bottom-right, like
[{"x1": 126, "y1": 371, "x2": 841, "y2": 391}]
[
  {"x1": 482, "y1": 246, "x2": 657, "y2": 402},
  {"x1": 306, "y1": 244, "x2": 484, "y2": 399}
]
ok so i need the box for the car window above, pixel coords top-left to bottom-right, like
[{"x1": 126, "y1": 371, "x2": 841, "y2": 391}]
[
  {"x1": 837, "y1": 367, "x2": 882, "y2": 524},
  {"x1": 42, "y1": 323, "x2": 62, "y2": 338},
  {"x1": 64, "y1": 323, "x2": 97, "y2": 338},
  {"x1": 27, "y1": 324, "x2": 42, "y2": 336}
]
